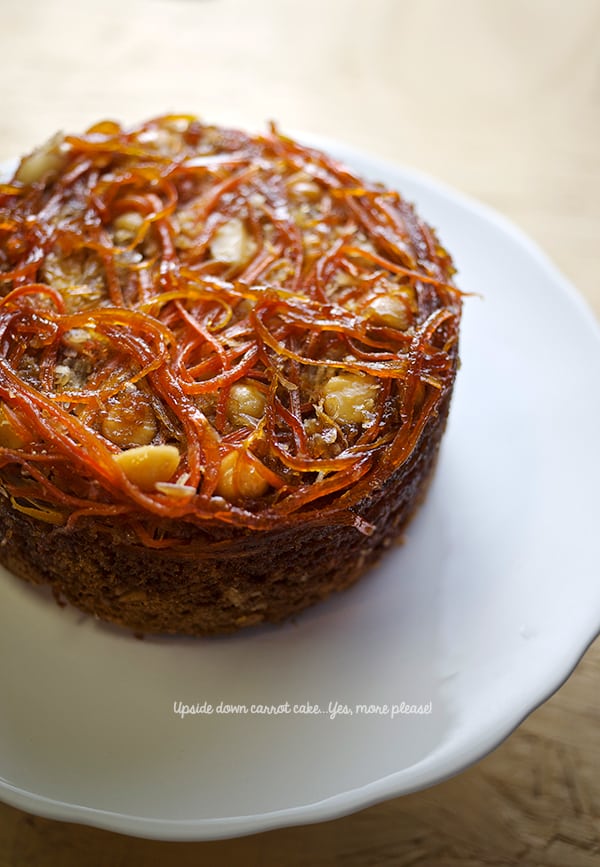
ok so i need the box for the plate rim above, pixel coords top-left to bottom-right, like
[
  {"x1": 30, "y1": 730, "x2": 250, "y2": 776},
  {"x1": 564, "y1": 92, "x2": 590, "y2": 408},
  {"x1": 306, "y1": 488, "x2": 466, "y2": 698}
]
[{"x1": 0, "y1": 628, "x2": 597, "y2": 841}]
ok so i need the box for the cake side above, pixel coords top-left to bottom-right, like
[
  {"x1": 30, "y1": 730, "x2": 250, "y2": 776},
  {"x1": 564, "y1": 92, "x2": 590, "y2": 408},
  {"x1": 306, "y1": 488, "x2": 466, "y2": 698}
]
[{"x1": 0, "y1": 374, "x2": 454, "y2": 635}]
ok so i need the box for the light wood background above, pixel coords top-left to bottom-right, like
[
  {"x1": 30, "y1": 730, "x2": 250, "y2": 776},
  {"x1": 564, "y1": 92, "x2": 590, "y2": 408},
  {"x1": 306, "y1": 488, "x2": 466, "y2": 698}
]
[{"x1": 0, "y1": 1, "x2": 598, "y2": 864}]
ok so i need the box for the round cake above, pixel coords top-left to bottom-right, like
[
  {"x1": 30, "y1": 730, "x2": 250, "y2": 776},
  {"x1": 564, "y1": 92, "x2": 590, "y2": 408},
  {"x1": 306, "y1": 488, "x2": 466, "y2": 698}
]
[{"x1": 0, "y1": 115, "x2": 462, "y2": 635}]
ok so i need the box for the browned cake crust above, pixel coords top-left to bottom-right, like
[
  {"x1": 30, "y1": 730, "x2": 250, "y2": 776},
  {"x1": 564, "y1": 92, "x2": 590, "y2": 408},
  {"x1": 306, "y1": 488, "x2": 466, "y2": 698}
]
[
  {"x1": 0, "y1": 385, "x2": 451, "y2": 635},
  {"x1": 0, "y1": 116, "x2": 462, "y2": 636}
]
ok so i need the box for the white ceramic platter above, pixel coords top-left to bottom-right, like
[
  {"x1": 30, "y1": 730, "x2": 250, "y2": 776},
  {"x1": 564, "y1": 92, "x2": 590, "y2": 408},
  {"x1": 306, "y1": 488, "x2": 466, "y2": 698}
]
[{"x1": 0, "y1": 136, "x2": 598, "y2": 840}]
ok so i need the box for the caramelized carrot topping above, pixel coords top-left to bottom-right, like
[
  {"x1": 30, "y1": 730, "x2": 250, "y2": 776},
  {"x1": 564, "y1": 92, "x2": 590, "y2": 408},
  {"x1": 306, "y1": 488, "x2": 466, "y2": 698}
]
[{"x1": 0, "y1": 116, "x2": 461, "y2": 542}]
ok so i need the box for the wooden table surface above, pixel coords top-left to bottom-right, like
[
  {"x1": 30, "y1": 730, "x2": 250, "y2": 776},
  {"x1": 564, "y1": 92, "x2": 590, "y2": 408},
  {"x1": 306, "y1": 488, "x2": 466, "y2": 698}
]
[{"x1": 0, "y1": 1, "x2": 598, "y2": 864}]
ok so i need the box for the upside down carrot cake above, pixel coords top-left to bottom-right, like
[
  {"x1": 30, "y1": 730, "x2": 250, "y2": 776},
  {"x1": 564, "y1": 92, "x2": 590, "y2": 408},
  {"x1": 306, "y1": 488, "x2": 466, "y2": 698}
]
[{"x1": 0, "y1": 115, "x2": 462, "y2": 635}]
